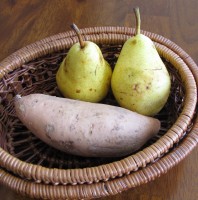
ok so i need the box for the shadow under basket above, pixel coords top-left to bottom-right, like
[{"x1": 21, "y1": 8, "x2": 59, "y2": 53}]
[{"x1": 0, "y1": 27, "x2": 198, "y2": 199}]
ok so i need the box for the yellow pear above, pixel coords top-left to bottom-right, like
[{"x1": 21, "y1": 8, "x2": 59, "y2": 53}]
[
  {"x1": 111, "y1": 7, "x2": 171, "y2": 116},
  {"x1": 56, "y1": 24, "x2": 112, "y2": 103}
]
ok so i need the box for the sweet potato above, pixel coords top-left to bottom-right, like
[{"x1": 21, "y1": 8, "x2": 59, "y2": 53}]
[{"x1": 14, "y1": 94, "x2": 160, "y2": 157}]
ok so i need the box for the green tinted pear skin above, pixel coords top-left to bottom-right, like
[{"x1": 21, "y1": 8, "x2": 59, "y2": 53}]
[
  {"x1": 111, "y1": 7, "x2": 171, "y2": 116},
  {"x1": 56, "y1": 24, "x2": 112, "y2": 103}
]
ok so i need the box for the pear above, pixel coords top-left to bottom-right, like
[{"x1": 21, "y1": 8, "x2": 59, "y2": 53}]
[
  {"x1": 56, "y1": 24, "x2": 112, "y2": 103},
  {"x1": 111, "y1": 7, "x2": 171, "y2": 116}
]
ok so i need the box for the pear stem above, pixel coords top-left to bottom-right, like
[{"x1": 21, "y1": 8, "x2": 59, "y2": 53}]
[
  {"x1": 71, "y1": 23, "x2": 85, "y2": 48},
  {"x1": 134, "y1": 7, "x2": 141, "y2": 35}
]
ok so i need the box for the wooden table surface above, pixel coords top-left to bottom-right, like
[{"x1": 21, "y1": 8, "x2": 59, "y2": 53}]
[{"x1": 0, "y1": 0, "x2": 198, "y2": 199}]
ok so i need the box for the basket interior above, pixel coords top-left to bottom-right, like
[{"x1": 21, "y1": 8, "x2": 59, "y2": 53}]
[{"x1": 0, "y1": 44, "x2": 187, "y2": 169}]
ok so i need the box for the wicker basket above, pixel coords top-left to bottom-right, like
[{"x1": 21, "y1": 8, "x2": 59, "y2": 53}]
[{"x1": 0, "y1": 27, "x2": 198, "y2": 199}]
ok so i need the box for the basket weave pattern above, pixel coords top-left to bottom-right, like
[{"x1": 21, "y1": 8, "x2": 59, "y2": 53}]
[{"x1": 0, "y1": 27, "x2": 198, "y2": 199}]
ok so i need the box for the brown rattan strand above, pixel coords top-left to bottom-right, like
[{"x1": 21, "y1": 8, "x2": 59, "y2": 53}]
[
  {"x1": 0, "y1": 122, "x2": 198, "y2": 199},
  {"x1": 0, "y1": 27, "x2": 197, "y2": 186}
]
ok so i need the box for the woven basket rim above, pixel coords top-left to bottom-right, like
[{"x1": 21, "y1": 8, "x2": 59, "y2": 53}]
[
  {"x1": 0, "y1": 122, "x2": 197, "y2": 199},
  {"x1": 0, "y1": 27, "x2": 197, "y2": 187}
]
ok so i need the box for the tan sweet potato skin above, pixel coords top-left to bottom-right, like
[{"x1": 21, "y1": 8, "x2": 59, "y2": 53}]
[{"x1": 14, "y1": 94, "x2": 160, "y2": 157}]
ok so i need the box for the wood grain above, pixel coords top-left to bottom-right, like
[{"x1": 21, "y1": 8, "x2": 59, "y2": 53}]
[{"x1": 0, "y1": 0, "x2": 198, "y2": 199}]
